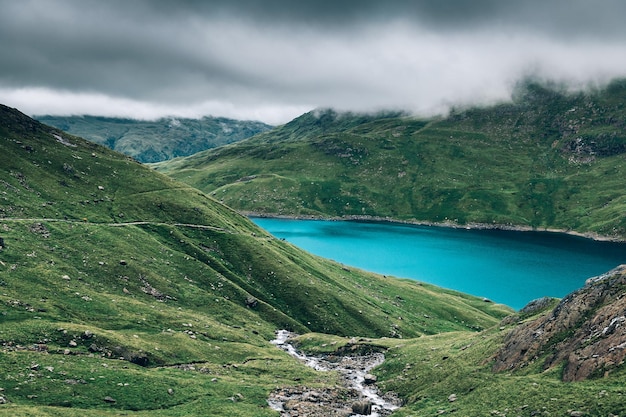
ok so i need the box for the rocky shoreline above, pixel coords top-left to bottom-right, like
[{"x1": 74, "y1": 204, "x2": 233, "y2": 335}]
[
  {"x1": 269, "y1": 331, "x2": 402, "y2": 416},
  {"x1": 244, "y1": 212, "x2": 625, "y2": 242}
]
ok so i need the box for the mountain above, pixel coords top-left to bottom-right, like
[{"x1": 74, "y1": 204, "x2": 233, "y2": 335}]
[
  {"x1": 36, "y1": 115, "x2": 273, "y2": 163},
  {"x1": 0, "y1": 104, "x2": 514, "y2": 415},
  {"x1": 493, "y1": 264, "x2": 626, "y2": 382},
  {"x1": 153, "y1": 79, "x2": 626, "y2": 240}
]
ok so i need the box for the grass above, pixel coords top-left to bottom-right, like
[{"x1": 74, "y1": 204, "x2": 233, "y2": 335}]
[{"x1": 377, "y1": 330, "x2": 626, "y2": 416}]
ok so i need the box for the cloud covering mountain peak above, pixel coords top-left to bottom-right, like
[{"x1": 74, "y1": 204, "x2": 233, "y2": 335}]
[{"x1": 1, "y1": 0, "x2": 625, "y2": 124}]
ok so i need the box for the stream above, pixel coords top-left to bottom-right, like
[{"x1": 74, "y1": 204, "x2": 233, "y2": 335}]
[{"x1": 268, "y1": 330, "x2": 401, "y2": 416}]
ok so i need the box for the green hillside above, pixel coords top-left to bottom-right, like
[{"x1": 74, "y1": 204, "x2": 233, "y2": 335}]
[
  {"x1": 153, "y1": 79, "x2": 626, "y2": 240},
  {"x1": 36, "y1": 115, "x2": 272, "y2": 163},
  {"x1": 0, "y1": 104, "x2": 519, "y2": 415}
]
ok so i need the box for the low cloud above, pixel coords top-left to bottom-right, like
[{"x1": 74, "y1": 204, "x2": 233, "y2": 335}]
[
  {"x1": 1, "y1": 1, "x2": 625, "y2": 124},
  {"x1": 0, "y1": 87, "x2": 311, "y2": 125}
]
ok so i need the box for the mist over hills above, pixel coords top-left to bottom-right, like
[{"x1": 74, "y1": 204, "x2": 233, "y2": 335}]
[
  {"x1": 154, "y1": 79, "x2": 626, "y2": 240},
  {"x1": 36, "y1": 115, "x2": 272, "y2": 163}
]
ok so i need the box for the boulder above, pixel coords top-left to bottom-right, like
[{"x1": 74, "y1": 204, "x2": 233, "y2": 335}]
[
  {"x1": 352, "y1": 400, "x2": 372, "y2": 415},
  {"x1": 245, "y1": 296, "x2": 258, "y2": 308},
  {"x1": 29, "y1": 222, "x2": 50, "y2": 237},
  {"x1": 519, "y1": 296, "x2": 555, "y2": 315},
  {"x1": 363, "y1": 374, "x2": 377, "y2": 384},
  {"x1": 129, "y1": 354, "x2": 150, "y2": 367}
]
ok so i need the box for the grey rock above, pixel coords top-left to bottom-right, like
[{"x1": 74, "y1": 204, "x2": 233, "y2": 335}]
[
  {"x1": 352, "y1": 400, "x2": 372, "y2": 415},
  {"x1": 363, "y1": 374, "x2": 377, "y2": 384},
  {"x1": 245, "y1": 296, "x2": 258, "y2": 308}
]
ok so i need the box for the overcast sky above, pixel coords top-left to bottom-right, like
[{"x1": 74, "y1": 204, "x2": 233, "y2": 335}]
[{"x1": 1, "y1": 0, "x2": 626, "y2": 125}]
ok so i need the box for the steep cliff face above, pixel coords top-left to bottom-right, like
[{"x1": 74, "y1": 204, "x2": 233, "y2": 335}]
[{"x1": 493, "y1": 265, "x2": 626, "y2": 381}]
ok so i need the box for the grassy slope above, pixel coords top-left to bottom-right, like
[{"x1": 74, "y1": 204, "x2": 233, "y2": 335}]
[
  {"x1": 0, "y1": 104, "x2": 512, "y2": 415},
  {"x1": 154, "y1": 80, "x2": 626, "y2": 239},
  {"x1": 36, "y1": 115, "x2": 272, "y2": 163}
]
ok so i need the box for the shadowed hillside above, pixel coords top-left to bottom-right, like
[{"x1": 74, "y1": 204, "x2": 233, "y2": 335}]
[{"x1": 36, "y1": 115, "x2": 272, "y2": 163}]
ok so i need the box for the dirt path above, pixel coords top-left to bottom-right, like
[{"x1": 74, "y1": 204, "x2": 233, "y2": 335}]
[{"x1": 0, "y1": 217, "x2": 234, "y2": 233}]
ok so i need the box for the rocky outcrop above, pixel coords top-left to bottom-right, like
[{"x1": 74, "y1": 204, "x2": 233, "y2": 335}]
[
  {"x1": 519, "y1": 296, "x2": 556, "y2": 316},
  {"x1": 493, "y1": 265, "x2": 626, "y2": 381}
]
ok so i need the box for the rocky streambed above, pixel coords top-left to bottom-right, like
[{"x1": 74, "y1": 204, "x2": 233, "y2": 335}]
[{"x1": 268, "y1": 330, "x2": 402, "y2": 416}]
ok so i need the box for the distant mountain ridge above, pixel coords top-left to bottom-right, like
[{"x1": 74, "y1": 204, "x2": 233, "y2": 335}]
[
  {"x1": 36, "y1": 114, "x2": 273, "y2": 163},
  {"x1": 154, "y1": 79, "x2": 626, "y2": 240}
]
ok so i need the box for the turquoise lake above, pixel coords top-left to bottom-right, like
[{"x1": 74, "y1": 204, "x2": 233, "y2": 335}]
[{"x1": 251, "y1": 218, "x2": 626, "y2": 310}]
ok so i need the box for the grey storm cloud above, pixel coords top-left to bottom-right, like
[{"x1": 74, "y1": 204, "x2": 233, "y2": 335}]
[
  {"x1": 1, "y1": 0, "x2": 626, "y2": 124},
  {"x1": 138, "y1": 0, "x2": 626, "y2": 37}
]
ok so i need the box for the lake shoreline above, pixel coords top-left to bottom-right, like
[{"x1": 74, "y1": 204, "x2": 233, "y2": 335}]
[
  {"x1": 249, "y1": 212, "x2": 626, "y2": 310},
  {"x1": 242, "y1": 212, "x2": 626, "y2": 243}
]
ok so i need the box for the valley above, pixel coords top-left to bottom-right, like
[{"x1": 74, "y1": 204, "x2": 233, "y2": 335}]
[
  {"x1": 1, "y1": 95, "x2": 625, "y2": 416},
  {"x1": 4, "y1": 2, "x2": 626, "y2": 415}
]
